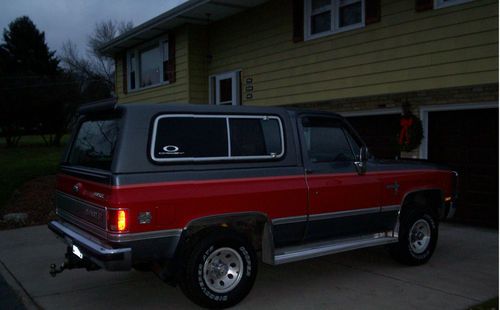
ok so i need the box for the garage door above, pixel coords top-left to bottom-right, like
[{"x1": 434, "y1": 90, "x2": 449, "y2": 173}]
[
  {"x1": 428, "y1": 108, "x2": 498, "y2": 227},
  {"x1": 346, "y1": 114, "x2": 400, "y2": 159}
]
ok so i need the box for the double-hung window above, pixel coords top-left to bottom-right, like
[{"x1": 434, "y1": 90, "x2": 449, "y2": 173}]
[
  {"x1": 305, "y1": 0, "x2": 365, "y2": 40},
  {"x1": 127, "y1": 36, "x2": 173, "y2": 91}
]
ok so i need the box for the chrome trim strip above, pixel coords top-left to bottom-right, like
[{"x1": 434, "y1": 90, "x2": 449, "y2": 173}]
[
  {"x1": 380, "y1": 205, "x2": 401, "y2": 212},
  {"x1": 108, "y1": 229, "x2": 182, "y2": 242},
  {"x1": 308, "y1": 207, "x2": 380, "y2": 221},
  {"x1": 272, "y1": 215, "x2": 307, "y2": 225},
  {"x1": 274, "y1": 233, "x2": 398, "y2": 265},
  {"x1": 50, "y1": 221, "x2": 130, "y2": 255}
]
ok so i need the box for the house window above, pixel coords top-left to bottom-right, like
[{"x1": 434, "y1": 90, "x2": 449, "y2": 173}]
[
  {"x1": 139, "y1": 45, "x2": 161, "y2": 87},
  {"x1": 209, "y1": 71, "x2": 241, "y2": 105},
  {"x1": 127, "y1": 37, "x2": 172, "y2": 91},
  {"x1": 129, "y1": 53, "x2": 136, "y2": 90},
  {"x1": 305, "y1": 0, "x2": 365, "y2": 40},
  {"x1": 162, "y1": 40, "x2": 169, "y2": 81},
  {"x1": 434, "y1": 0, "x2": 473, "y2": 9}
]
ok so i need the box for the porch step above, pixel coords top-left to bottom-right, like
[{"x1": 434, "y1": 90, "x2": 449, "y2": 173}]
[{"x1": 274, "y1": 233, "x2": 398, "y2": 265}]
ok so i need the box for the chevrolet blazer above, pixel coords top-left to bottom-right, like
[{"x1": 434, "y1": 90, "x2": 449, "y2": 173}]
[{"x1": 48, "y1": 102, "x2": 457, "y2": 308}]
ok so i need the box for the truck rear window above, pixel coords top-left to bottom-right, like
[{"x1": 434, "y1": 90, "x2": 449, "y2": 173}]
[
  {"x1": 151, "y1": 115, "x2": 284, "y2": 162},
  {"x1": 67, "y1": 119, "x2": 119, "y2": 170}
]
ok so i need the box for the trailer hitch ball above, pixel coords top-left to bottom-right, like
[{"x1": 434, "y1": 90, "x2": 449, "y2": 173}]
[{"x1": 49, "y1": 262, "x2": 67, "y2": 277}]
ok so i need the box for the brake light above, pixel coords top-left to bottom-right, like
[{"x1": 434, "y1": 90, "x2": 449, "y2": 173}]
[{"x1": 108, "y1": 209, "x2": 128, "y2": 232}]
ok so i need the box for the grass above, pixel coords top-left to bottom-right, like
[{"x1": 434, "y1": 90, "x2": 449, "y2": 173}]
[
  {"x1": 469, "y1": 298, "x2": 499, "y2": 310},
  {"x1": 0, "y1": 138, "x2": 65, "y2": 209}
]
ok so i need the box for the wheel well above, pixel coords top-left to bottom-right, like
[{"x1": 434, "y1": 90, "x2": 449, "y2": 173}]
[
  {"x1": 180, "y1": 214, "x2": 269, "y2": 252},
  {"x1": 401, "y1": 189, "x2": 443, "y2": 218}
]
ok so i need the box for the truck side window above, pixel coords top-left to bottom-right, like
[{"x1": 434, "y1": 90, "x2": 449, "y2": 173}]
[
  {"x1": 302, "y1": 117, "x2": 355, "y2": 163},
  {"x1": 150, "y1": 114, "x2": 284, "y2": 162},
  {"x1": 229, "y1": 118, "x2": 282, "y2": 157},
  {"x1": 153, "y1": 117, "x2": 229, "y2": 160}
]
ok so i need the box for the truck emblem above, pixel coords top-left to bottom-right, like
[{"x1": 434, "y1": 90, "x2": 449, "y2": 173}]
[{"x1": 386, "y1": 181, "x2": 400, "y2": 194}]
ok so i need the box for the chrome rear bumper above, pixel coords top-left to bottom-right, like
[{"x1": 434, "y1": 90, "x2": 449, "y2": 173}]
[{"x1": 48, "y1": 220, "x2": 132, "y2": 271}]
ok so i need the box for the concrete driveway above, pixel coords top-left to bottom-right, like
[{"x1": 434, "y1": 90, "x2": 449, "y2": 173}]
[{"x1": 0, "y1": 223, "x2": 497, "y2": 310}]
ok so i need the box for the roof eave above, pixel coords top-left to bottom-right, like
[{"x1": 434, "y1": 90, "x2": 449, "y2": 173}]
[{"x1": 98, "y1": 0, "x2": 209, "y2": 56}]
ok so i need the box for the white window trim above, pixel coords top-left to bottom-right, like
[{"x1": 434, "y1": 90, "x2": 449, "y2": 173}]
[
  {"x1": 304, "y1": 0, "x2": 365, "y2": 41},
  {"x1": 434, "y1": 0, "x2": 474, "y2": 10},
  {"x1": 126, "y1": 36, "x2": 170, "y2": 92},
  {"x1": 208, "y1": 70, "x2": 241, "y2": 106},
  {"x1": 419, "y1": 102, "x2": 498, "y2": 159}
]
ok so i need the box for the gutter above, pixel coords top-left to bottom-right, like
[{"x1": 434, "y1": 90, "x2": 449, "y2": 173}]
[{"x1": 98, "y1": 0, "x2": 209, "y2": 55}]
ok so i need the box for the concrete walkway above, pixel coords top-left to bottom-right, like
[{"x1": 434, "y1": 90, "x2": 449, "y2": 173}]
[{"x1": 0, "y1": 223, "x2": 497, "y2": 309}]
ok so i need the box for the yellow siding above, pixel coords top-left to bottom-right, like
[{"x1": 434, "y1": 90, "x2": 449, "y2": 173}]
[
  {"x1": 187, "y1": 25, "x2": 209, "y2": 104},
  {"x1": 208, "y1": 0, "x2": 498, "y2": 106},
  {"x1": 116, "y1": 26, "x2": 190, "y2": 104}
]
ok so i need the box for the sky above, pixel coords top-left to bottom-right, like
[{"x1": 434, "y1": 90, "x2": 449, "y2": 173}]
[{"x1": 0, "y1": 0, "x2": 187, "y2": 55}]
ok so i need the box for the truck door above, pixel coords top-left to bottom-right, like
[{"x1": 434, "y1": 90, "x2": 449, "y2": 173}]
[{"x1": 298, "y1": 115, "x2": 384, "y2": 241}]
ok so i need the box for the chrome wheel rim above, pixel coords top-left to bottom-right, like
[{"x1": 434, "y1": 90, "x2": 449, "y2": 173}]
[
  {"x1": 409, "y1": 219, "x2": 431, "y2": 254},
  {"x1": 203, "y1": 247, "x2": 244, "y2": 293}
]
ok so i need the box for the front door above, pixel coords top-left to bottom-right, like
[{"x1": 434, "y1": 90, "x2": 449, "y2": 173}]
[
  {"x1": 299, "y1": 115, "x2": 383, "y2": 241},
  {"x1": 210, "y1": 71, "x2": 241, "y2": 105}
]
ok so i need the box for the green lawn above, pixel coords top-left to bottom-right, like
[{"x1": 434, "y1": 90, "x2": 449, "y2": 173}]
[{"x1": 0, "y1": 143, "x2": 65, "y2": 208}]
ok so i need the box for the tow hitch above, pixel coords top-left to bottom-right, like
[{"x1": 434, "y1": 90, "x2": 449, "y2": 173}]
[{"x1": 50, "y1": 246, "x2": 100, "y2": 277}]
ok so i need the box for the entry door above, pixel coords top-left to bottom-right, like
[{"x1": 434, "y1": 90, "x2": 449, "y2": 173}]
[
  {"x1": 299, "y1": 115, "x2": 383, "y2": 241},
  {"x1": 210, "y1": 71, "x2": 241, "y2": 105}
]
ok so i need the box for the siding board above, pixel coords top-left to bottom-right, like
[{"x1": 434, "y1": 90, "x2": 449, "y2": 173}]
[{"x1": 207, "y1": 0, "x2": 498, "y2": 105}]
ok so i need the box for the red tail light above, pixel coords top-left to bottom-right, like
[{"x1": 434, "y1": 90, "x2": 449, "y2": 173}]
[{"x1": 107, "y1": 209, "x2": 129, "y2": 232}]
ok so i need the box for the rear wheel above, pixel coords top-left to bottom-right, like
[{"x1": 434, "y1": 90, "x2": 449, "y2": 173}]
[
  {"x1": 178, "y1": 231, "x2": 257, "y2": 308},
  {"x1": 390, "y1": 208, "x2": 438, "y2": 265}
]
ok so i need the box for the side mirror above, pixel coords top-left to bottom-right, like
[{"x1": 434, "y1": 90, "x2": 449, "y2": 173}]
[{"x1": 355, "y1": 146, "x2": 369, "y2": 175}]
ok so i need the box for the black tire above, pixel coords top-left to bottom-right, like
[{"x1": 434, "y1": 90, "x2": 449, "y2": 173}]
[
  {"x1": 390, "y1": 208, "x2": 438, "y2": 266},
  {"x1": 178, "y1": 230, "x2": 257, "y2": 309}
]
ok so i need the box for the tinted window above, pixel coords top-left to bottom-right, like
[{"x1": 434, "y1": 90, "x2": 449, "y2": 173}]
[
  {"x1": 68, "y1": 119, "x2": 119, "y2": 170},
  {"x1": 302, "y1": 117, "x2": 354, "y2": 163},
  {"x1": 153, "y1": 117, "x2": 228, "y2": 160},
  {"x1": 229, "y1": 118, "x2": 282, "y2": 157},
  {"x1": 151, "y1": 115, "x2": 284, "y2": 162}
]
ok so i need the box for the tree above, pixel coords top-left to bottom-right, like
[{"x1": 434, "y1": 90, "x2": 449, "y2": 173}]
[
  {"x1": 61, "y1": 19, "x2": 133, "y2": 94},
  {"x1": 0, "y1": 16, "x2": 60, "y2": 147}
]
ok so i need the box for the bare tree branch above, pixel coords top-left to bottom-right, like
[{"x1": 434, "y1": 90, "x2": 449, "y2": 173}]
[{"x1": 60, "y1": 19, "x2": 133, "y2": 95}]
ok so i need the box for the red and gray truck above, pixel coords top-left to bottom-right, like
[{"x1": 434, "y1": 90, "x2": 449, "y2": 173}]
[{"x1": 49, "y1": 102, "x2": 457, "y2": 308}]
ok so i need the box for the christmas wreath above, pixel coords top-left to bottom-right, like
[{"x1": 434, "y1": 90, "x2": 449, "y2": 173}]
[{"x1": 397, "y1": 113, "x2": 423, "y2": 152}]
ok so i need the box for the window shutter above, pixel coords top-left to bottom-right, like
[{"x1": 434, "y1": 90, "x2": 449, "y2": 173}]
[
  {"x1": 365, "y1": 0, "x2": 381, "y2": 25},
  {"x1": 292, "y1": 0, "x2": 304, "y2": 42},
  {"x1": 121, "y1": 54, "x2": 128, "y2": 94},
  {"x1": 166, "y1": 34, "x2": 176, "y2": 83},
  {"x1": 415, "y1": 0, "x2": 433, "y2": 11}
]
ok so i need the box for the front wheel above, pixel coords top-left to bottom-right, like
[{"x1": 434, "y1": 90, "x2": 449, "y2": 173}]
[
  {"x1": 178, "y1": 231, "x2": 257, "y2": 308},
  {"x1": 390, "y1": 208, "x2": 438, "y2": 265}
]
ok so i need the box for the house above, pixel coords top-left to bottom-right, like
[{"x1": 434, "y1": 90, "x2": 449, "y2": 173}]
[{"x1": 99, "y1": 0, "x2": 498, "y2": 226}]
